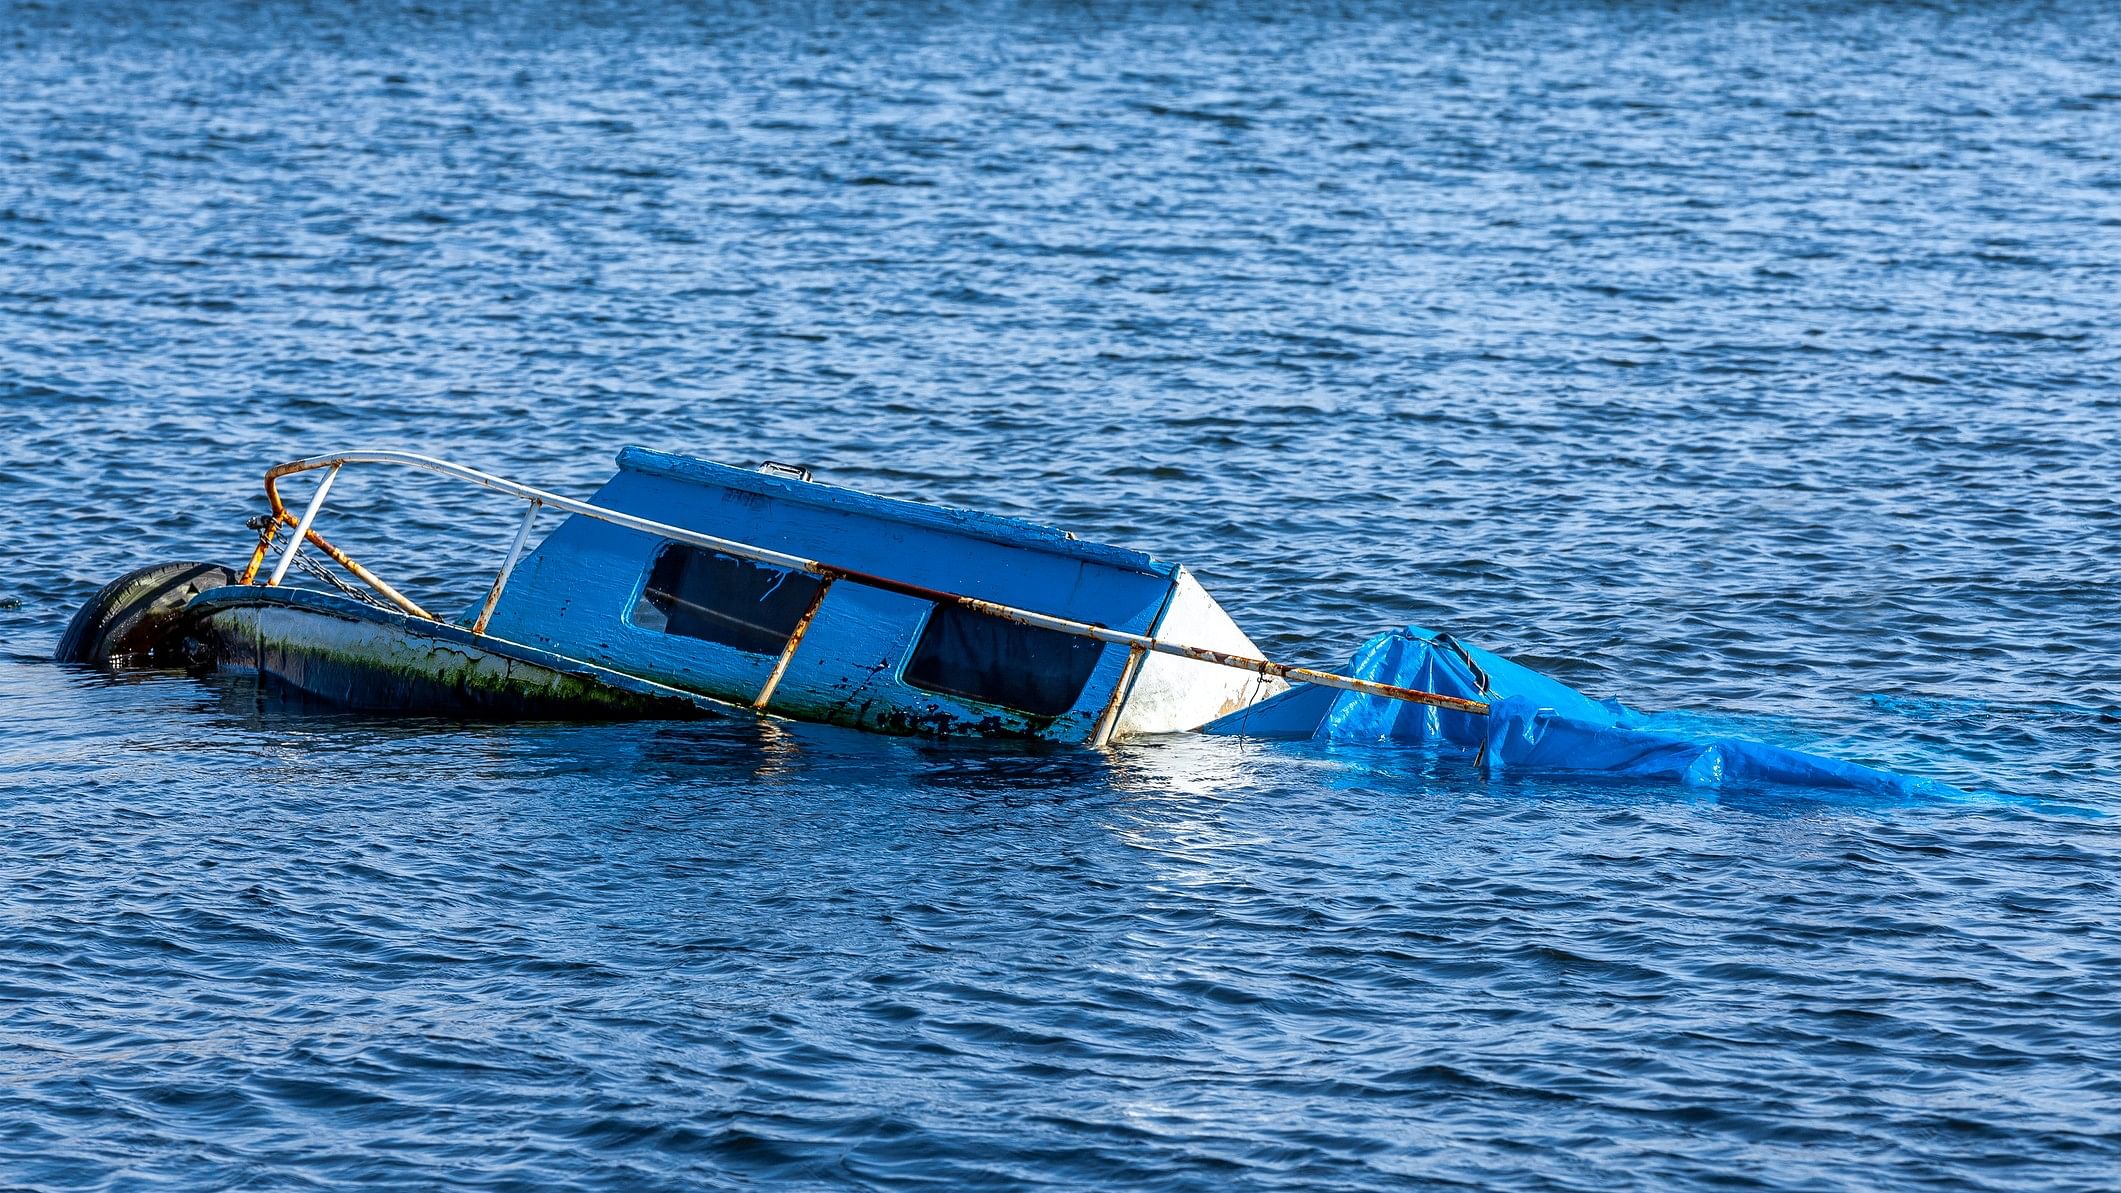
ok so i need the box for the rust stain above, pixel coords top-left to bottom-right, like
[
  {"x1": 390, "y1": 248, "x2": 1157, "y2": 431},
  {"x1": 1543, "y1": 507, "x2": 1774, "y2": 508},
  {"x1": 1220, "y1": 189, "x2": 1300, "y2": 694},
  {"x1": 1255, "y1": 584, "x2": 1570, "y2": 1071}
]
[
  {"x1": 1089, "y1": 642, "x2": 1148, "y2": 748},
  {"x1": 238, "y1": 514, "x2": 280, "y2": 586},
  {"x1": 751, "y1": 576, "x2": 834, "y2": 709}
]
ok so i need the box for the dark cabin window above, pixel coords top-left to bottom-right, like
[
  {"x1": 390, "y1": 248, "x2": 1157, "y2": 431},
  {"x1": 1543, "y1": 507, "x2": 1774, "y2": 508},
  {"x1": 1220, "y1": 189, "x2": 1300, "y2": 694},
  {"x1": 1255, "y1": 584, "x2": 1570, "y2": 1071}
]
[
  {"x1": 631, "y1": 543, "x2": 823, "y2": 656},
  {"x1": 902, "y1": 604, "x2": 1103, "y2": 717}
]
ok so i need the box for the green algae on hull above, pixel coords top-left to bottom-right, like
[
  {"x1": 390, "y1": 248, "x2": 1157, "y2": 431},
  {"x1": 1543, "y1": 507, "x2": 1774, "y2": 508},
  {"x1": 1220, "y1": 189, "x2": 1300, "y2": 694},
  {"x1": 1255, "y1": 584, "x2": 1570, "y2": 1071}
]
[{"x1": 201, "y1": 598, "x2": 719, "y2": 720}]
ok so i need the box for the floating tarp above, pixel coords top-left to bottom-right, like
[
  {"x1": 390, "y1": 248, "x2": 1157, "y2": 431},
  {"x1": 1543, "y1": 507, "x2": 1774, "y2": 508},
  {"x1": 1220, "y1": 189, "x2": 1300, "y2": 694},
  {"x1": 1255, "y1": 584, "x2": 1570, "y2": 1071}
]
[{"x1": 1204, "y1": 627, "x2": 1958, "y2": 799}]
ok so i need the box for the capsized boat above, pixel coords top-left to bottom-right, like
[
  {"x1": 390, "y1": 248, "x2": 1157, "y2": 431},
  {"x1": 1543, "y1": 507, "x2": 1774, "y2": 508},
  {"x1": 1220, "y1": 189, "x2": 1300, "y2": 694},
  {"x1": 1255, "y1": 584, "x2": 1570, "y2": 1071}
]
[
  {"x1": 57, "y1": 448, "x2": 1482, "y2": 745},
  {"x1": 56, "y1": 447, "x2": 1954, "y2": 797}
]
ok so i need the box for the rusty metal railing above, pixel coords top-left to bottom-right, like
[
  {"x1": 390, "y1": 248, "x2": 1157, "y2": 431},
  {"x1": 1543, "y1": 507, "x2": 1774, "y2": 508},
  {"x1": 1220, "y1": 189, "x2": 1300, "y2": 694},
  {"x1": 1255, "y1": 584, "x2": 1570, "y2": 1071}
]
[{"x1": 241, "y1": 450, "x2": 1491, "y2": 719}]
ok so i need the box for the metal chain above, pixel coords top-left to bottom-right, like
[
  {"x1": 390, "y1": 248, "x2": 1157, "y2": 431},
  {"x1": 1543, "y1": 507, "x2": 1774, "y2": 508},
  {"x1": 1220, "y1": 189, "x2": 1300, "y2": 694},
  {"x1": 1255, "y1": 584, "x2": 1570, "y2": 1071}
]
[
  {"x1": 245, "y1": 514, "x2": 395, "y2": 613},
  {"x1": 293, "y1": 551, "x2": 396, "y2": 612}
]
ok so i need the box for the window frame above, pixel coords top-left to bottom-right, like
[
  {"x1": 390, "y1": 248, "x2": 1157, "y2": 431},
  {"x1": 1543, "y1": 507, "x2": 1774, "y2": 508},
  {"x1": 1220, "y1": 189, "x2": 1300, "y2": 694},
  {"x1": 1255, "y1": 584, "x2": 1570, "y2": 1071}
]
[
  {"x1": 898, "y1": 600, "x2": 1107, "y2": 718},
  {"x1": 626, "y1": 541, "x2": 825, "y2": 658}
]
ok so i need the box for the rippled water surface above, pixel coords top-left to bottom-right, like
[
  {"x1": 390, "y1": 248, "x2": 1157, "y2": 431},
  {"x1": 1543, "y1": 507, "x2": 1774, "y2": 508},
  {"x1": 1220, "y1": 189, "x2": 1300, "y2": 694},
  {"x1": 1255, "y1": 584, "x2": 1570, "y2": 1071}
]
[{"x1": 3, "y1": 1, "x2": 2119, "y2": 1188}]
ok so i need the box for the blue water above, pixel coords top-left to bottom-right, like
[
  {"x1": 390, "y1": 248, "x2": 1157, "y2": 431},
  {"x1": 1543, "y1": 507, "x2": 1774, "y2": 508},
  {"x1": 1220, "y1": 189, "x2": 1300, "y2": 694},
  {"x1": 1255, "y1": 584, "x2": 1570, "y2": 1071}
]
[{"x1": 4, "y1": 1, "x2": 2119, "y2": 1187}]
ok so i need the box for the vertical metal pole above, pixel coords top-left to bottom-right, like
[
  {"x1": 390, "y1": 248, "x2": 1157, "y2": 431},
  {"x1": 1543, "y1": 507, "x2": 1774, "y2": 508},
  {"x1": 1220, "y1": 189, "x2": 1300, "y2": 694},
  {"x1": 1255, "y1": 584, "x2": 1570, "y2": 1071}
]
[
  {"x1": 1089, "y1": 643, "x2": 1150, "y2": 748},
  {"x1": 752, "y1": 577, "x2": 834, "y2": 710},
  {"x1": 266, "y1": 464, "x2": 340, "y2": 587},
  {"x1": 472, "y1": 500, "x2": 540, "y2": 636},
  {"x1": 239, "y1": 522, "x2": 276, "y2": 586}
]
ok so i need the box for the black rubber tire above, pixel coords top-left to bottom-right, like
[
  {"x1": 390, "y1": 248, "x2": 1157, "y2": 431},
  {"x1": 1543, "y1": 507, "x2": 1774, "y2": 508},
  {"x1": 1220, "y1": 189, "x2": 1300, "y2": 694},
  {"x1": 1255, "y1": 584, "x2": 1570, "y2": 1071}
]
[{"x1": 54, "y1": 560, "x2": 237, "y2": 665}]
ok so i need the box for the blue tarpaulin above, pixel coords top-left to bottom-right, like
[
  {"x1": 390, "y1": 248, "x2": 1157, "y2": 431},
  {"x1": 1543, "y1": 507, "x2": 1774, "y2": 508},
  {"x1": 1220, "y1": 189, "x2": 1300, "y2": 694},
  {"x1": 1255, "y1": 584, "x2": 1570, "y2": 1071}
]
[{"x1": 1203, "y1": 627, "x2": 1958, "y2": 799}]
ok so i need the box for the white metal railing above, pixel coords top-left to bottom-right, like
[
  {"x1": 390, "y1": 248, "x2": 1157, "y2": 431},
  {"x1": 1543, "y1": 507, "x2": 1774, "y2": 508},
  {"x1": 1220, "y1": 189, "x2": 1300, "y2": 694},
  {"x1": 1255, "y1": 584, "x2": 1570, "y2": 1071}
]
[{"x1": 242, "y1": 450, "x2": 1490, "y2": 719}]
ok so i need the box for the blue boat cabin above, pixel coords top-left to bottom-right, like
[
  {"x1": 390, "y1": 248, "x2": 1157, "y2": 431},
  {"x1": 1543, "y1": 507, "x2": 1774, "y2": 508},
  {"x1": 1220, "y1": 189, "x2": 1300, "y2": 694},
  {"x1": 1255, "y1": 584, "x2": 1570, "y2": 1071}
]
[{"x1": 473, "y1": 448, "x2": 1278, "y2": 744}]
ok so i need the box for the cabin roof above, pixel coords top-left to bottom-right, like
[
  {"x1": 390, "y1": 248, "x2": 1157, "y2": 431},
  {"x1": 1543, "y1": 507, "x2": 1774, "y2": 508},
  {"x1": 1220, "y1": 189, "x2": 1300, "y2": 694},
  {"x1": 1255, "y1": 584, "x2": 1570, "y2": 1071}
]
[{"x1": 617, "y1": 446, "x2": 1176, "y2": 579}]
